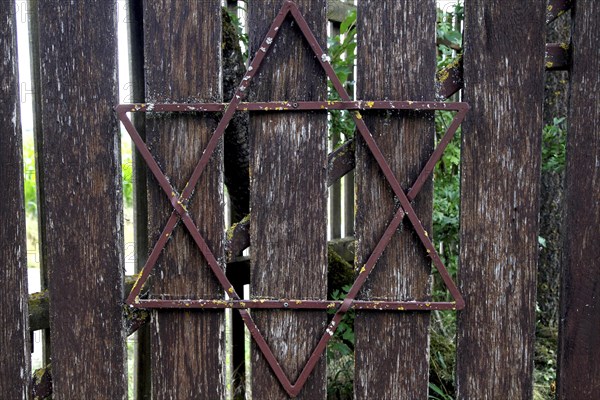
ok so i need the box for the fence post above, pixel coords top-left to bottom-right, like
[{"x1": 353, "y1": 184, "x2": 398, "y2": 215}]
[
  {"x1": 248, "y1": 1, "x2": 328, "y2": 398},
  {"x1": 557, "y1": 2, "x2": 600, "y2": 398},
  {"x1": 354, "y1": 1, "x2": 436, "y2": 398},
  {"x1": 456, "y1": 1, "x2": 546, "y2": 398},
  {"x1": 36, "y1": 2, "x2": 126, "y2": 398},
  {"x1": 142, "y1": 2, "x2": 225, "y2": 398},
  {"x1": 0, "y1": 2, "x2": 31, "y2": 398}
]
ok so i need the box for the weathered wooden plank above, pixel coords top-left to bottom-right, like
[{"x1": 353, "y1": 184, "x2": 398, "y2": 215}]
[
  {"x1": 248, "y1": 1, "x2": 328, "y2": 398},
  {"x1": 0, "y1": 2, "x2": 31, "y2": 398},
  {"x1": 557, "y1": 2, "x2": 600, "y2": 398},
  {"x1": 143, "y1": 2, "x2": 225, "y2": 398},
  {"x1": 354, "y1": 1, "x2": 436, "y2": 398},
  {"x1": 456, "y1": 1, "x2": 546, "y2": 398},
  {"x1": 36, "y1": 1, "x2": 126, "y2": 398}
]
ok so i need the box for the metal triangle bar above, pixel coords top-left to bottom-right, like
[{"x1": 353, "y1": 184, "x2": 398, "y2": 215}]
[{"x1": 116, "y1": 0, "x2": 468, "y2": 396}]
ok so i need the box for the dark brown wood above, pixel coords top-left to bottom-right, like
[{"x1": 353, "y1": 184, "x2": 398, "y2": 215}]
[
  {"x1": 456, "y1": 1, "x2": 546, "y2": 398},
  {"x1": 143, "y1": 2, "x2": 225, "y2": 398},
  {"x1": 545, "y1": 43, "x2": 570, "y2": 71},
  {"x1": 354, "y1": 1, "x2": 435, "y2": 398},
  {"x1": 36, "y1": 1, "x2": 126, "y2": 397},
  {"x1": 557, "y1": 2, "x2": 600, "y2": 398},
  {"x1": 248, "y1": 1, "x2": 328, "y2": 398},
  {"x1": 0, "y1": 2, "x2": 31, "y2": 397}
]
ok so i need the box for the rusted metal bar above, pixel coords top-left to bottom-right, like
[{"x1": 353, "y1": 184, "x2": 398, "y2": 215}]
[
  {"x1": 137, "y1": 299, "x2": 460, "y2": 310},
  {"x1": 546, "y1": 0, "x2": 572, "y2": 24},
  {"x1": 437, "y1": 56, "x2": 464, "y2": 99},
  {"x1": 116, "y1": 100, "x2": 468, "y2": 113},
  {"x1": 118, "y1": 1, "x2": 466, "y2": 396},
  {"x1": 545, "y1": 42, "x2": 570, "y2": 71},
  {"x1": 328, "y1": 139, "x2": 356, "y2": 186}
]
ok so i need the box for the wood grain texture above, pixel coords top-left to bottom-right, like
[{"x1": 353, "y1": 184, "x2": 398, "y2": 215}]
[
  {"x1": 557, "y1": 2, "x2": 600, "y2": 398},
  {"x1": 456, "y1": 1, "x2": 546, "y2": 398},
  {"x1": 248, "y1": 1, "x2": 328, "y2": 398},
  {"x1": 143, "y1": 2, "x2": 225, "y2": 399},
  {"x1": 0, "y1": 3, "x2": 31, "y2": 398},
  {"x1": 36, "y1": 1, "x2": 126, "y2": 398},
  {"x1": 354, "y1": 1, "x2": 436, "y2": 398}
]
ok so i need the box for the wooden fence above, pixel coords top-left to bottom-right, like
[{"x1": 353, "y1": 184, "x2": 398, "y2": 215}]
[{"x1": 1, "y1": 0, "x2": 599, "y2": 399}]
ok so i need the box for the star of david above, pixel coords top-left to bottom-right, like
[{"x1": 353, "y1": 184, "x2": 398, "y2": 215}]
[{"x1": 116, "y1": 1, "x2": 468, "y2": 396}]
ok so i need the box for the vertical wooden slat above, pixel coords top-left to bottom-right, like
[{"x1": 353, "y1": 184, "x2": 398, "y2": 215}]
[
  {"x1": 36, "y1": 1, "x2": 126, "y2": 398},
  {"x1": 0, "y1": 2, "x2": 31, "y2": 398},
  {"x1": 557, "y1": 2, "x2": 600, "y2": 398},
  {"x1": 143, "y1": 2, "x2": 224, "y2": 398},
  {"x1": 248, "y1": 1, "x2": 328, "y2": 398},
  {"x1": 354, "y1": 1, "x2": 436, "y2": 398},
  {"x1": 456, "y1": 1, "x2": 546, "y2": 398}
]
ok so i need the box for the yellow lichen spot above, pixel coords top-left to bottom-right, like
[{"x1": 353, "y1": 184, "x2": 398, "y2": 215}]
[
  {"x1": 295, "y1": 300, "x2": 302, "y2": 304},
  {"x1": 426, "y1": 249, "x2": 431, "y2": 254},
  {"x1": 185, "y1": 302, "x2": 190, "y2": 307},
  {"x1": 398, "y1": 306, "x2": 405, "y2": 311},
  {"x1": 228, "y1": 287, "x2": 234, "y2": 293},
  {"x1": 547, "y1": 5, "x2": 553, "y2": 11},
  {"x1": 240, "y1": 302, "x2": 246, "y2": 307},
  {"x1": 355, "y1": 111, "x2": 363, "y2": 120},
  {"x1": 560, "y1": 42, "x2": 569, "y2": 50},
  {"x1": 165, "y1": 232, "x2": 170, "y2": 238},
  {"x1": 327, "y1": 302, "x2": 336, "y2": 308},
  {"x1": 426, "y1": 302, "x2": 431, "y2": 307},
  {"x1": 366, "y1": 101, "x2": 375, "y2": 108},
  {"x1": 546, "y1": 61, "x2": 554, "y2": 69},
  {"x1": 320, "y1": 105, "x2": 325, "y2": 109},
  {"x1": 260, "y1": 299, "x2": 265, "y2": 303},
  {"x1": 437, "y1": 68, "x2": 450, "y2": 83},
  {"x1": 360, "y1": 266, "x2": 366, "y2": 274},
  {"x1": 243, "y1": 107, "x2": 248, "y2": 111},
  {"x1": 424, "y1": 230, "x2": 429, "y2": 237}
]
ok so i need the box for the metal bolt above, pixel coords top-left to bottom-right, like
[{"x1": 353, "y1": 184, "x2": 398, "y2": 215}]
[
  {"x1": 292, "y1": 102, "x2": 298, "y2": 108},
  {"x1": 283, "y1": 302, "x2": 289, "y2": 308}
]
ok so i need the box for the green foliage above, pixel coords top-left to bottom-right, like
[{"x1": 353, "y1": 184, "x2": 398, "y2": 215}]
[
  {"x1": 327, "y1": 285, "x2": 355, "y2": 399},
  {"x1": 327, "y1": 10, "x2": 357, "y2": 146},
  {"x1": 121, "y1": 138, "x2": 134, "y2": 208},
  {"x1": 436, "y1": 2, "x2": 463, "y2": 69},
  {"x1": 226, "y1": 4, "x2": 249, "y2": 61},
  {"x1": 22, "y1": 135, "x2": 38, "y2": 217},
  {"x1": 542, "y1": 117, "x2": 567, "y2": 173}
]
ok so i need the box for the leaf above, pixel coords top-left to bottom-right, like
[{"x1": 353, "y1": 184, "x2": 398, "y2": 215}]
[{"x1": 340, "y1": 10, "x2": 356, "y2": 34}]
